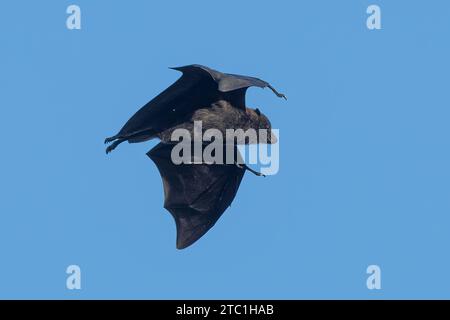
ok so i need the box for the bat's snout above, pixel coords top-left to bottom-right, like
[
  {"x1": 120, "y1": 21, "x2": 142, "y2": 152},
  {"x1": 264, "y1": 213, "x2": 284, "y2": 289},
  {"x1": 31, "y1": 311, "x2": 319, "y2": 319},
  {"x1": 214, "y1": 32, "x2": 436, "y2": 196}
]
[{"x1": 268, "y1": 130, "x2": 278, "y2": 144}]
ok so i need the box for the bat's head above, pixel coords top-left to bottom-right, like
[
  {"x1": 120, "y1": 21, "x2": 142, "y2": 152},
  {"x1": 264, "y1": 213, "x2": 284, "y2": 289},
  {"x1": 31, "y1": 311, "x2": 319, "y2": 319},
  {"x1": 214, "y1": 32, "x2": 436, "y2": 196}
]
[{"x1": 251, "y1": 108, "x2": 278, "y2": 144}]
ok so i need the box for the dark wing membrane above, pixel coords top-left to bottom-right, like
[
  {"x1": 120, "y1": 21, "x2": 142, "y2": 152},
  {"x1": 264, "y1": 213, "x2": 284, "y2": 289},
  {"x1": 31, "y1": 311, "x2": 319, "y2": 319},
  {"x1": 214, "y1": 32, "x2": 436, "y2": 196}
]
[
  {"x1": 219, "y1": 73, "x2": 269, "y2": 92},
  {"x1": 147, "y1": 143, "x2": 246, "y2": 249},
  {"x1": 118, "y1": 68, "x2": 217, "y2": 137},
  {"x1": 184, "y1": 64, "x2": 285, "y2": 96},
  {"x1": 179, "y1": 65, "x2": 286, "y2": 109},
  {"x1": 221, "y1": 72, "x2": 287, "y2": 100},
  {"x1": 116, "y1": 64, "x2": 285, "y2": 139}
]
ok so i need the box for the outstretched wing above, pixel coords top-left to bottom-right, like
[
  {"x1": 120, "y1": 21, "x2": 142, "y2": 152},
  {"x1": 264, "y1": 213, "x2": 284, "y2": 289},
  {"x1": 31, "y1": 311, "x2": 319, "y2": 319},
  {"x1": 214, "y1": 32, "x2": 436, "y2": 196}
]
[
  {"x1": 114, "y1": 64, "x2": 285, "y2": 141},
  {"x1": 147, "y1": 142, "x2": 246, "y2": 249},
  {"x1": 175, "y1": 64, "x2": 287, "y2": 109},
  {"x1": 118, "y1": 67, "x2": 218, "y2": 138}
]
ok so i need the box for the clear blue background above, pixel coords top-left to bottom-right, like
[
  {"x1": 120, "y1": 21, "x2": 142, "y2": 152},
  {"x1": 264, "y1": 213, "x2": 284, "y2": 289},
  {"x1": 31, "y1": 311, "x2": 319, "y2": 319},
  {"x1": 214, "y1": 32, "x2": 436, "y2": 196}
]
[{"x1": 1, "y1": 0, "x2": 449, "y2": 299}]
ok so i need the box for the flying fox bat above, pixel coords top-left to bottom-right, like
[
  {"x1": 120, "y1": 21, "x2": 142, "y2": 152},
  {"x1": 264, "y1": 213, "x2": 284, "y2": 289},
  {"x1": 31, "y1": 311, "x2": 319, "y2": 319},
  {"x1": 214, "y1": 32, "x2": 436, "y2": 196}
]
[
  {"x1": 104, "y1": 64, "x2": 285, "y2": 153},
  {"x1": 105, "y1": 65, "x2": 286, "y2": 249}
]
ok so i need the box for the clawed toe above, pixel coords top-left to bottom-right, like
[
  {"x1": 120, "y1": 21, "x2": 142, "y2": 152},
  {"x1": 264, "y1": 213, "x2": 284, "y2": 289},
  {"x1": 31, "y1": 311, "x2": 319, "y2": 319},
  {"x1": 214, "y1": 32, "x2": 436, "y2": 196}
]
[
  {"x1": 105, "y1": 138, "x2": 125, "y2": 154},
  {"x1": 106, "y1": 145, "x2": 114, "y2": 154},
  {"x1": 104, "y1": 137, "x2": 115, "y2": 144}
]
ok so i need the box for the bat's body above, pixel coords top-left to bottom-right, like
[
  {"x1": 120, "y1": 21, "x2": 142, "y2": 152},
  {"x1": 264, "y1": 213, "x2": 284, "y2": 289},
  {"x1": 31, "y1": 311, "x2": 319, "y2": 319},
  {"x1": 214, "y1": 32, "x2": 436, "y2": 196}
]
[
  {"x1": 105, "y1": 65, "x2": 285, "y2": 249},
  {"x1": 157, "y1": 100, "x2": 277, "y2": 144}
]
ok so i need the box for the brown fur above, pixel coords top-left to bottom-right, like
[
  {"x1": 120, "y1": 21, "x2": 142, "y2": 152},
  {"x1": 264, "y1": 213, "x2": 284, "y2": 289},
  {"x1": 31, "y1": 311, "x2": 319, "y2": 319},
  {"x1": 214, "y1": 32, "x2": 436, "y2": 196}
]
[{"x1": 157, "y1": 100, "x2": 276, "y2": 144}]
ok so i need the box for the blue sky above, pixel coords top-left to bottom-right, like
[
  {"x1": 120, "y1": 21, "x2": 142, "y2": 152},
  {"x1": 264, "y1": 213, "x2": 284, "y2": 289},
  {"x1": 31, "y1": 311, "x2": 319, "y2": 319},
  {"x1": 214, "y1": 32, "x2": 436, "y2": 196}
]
[{"x1": 1, "y1": 0, "x2": 449, "y2": 299}]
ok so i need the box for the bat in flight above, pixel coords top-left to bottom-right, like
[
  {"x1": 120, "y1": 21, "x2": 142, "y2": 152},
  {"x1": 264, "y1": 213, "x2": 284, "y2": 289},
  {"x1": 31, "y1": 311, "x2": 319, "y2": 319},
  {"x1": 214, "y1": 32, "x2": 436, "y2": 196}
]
[{"x1": 105, "y1": 64, "x2": 286, "y2": 249}]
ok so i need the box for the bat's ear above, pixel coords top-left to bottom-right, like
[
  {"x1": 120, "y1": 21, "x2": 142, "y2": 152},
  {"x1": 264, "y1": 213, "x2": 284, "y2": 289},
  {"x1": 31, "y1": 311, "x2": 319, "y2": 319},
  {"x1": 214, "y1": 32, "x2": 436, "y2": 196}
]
[{"x1": 255, "y1": 108, "x2": 261, "y2": 116}]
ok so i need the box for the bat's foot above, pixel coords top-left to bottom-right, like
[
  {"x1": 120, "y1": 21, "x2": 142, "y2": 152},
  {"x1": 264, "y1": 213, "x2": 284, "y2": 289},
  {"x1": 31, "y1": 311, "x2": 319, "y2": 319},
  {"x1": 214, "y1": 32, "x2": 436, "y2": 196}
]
[
  {"x1": 105, "y1": 138, "x2": 125, "y2": 154},
  {"x1": 104, "y1": 135, "x2": 119, "y2": 144},
  {"x1": 236, "y1": 163, "x2": 266, "y2": 177},
  {"x1": 250, "y1": 170, "x2": 266, "y2": 177}
]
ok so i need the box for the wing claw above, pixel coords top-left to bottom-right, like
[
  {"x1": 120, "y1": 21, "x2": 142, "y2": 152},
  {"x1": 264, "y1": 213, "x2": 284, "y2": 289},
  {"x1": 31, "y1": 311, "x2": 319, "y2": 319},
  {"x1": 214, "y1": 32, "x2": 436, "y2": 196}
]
[{"x1": 268, "y1": 85, "x2": 287, "y2": 100}]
